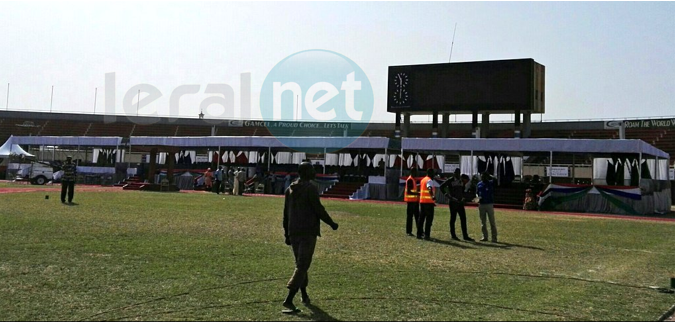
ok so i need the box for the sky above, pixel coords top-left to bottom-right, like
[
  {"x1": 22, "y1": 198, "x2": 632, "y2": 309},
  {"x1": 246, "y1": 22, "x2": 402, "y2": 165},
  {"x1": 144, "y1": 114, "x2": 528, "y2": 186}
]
[{"x1": 1, "y1": 1, "x2": 675, "y2": 123}]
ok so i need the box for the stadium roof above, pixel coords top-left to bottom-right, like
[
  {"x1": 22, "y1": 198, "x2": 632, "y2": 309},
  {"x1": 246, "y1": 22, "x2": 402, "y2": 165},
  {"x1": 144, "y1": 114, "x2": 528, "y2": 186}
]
[
  {"x1": 129, "y1": 136, "x2": 397, "y2": 151},
  {"x1": 7, "y1": 136, "x2": 123, "y2": 146}
]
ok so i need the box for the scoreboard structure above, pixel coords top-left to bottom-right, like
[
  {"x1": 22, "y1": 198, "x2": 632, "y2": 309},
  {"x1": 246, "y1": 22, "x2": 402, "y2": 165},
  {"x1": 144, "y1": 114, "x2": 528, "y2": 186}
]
[{"x1": 387, "y1": 58, "x2": 545, "y2": 138}]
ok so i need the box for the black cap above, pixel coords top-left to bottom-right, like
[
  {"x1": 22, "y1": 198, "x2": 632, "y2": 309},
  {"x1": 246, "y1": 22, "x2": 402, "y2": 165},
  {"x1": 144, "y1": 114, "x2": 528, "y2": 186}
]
[{"x1": 298, "y1": 161, "x2": 315, "y2": 180}]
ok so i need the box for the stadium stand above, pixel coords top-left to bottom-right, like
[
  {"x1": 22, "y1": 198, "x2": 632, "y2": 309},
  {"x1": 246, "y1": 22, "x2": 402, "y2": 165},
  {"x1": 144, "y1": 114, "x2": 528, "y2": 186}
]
[{"x1": 2, "y1": 111, "x2": 674, "y2": 166}]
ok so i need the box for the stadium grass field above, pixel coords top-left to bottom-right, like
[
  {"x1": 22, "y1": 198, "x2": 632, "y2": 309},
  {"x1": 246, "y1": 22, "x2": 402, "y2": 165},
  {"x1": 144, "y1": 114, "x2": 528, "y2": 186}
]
[{"x1": 1, "y1": 185, "x2": 674, "y2": 321}]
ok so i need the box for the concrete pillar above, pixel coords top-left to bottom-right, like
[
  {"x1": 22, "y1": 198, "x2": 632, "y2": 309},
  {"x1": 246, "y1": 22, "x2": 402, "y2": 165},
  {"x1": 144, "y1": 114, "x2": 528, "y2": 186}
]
[
  {"x1": 167, "y1": 151, "x2": 175, "y2": 184},
  {"x1": 395, "y1": 112, "x2": 401, "y2": 138},
  {"x1": 514, "y1": 110, "x2": 521, "y2": 138},
  {"x1": 431, "y1": 111, "x2": 438, "y2": 138},
  {"x1": 403, "y1": 113, "x2": 411, "y2": 137},
  {"x1": 523, "y1": 112, "x2": 532, "y2": 138},
  {"x1": 482, "y1": 113, "x2": 490, "y2": 137},
  {"x1": 147, "y1": 148, "x2": 158, "y2": 182},
  {"x1": 441, "y1": 113, "x2": 449, "y2": 138}
]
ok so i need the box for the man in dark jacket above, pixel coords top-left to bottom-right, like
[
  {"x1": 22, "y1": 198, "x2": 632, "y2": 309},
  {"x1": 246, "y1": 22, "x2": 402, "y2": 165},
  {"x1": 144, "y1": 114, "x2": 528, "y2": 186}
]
[
  {"x1": 439, "y1": 169, "x2": 474, "y2": 241},
  {"x1": 282, "y1": 161, "x2": 339, "y2": 313}
]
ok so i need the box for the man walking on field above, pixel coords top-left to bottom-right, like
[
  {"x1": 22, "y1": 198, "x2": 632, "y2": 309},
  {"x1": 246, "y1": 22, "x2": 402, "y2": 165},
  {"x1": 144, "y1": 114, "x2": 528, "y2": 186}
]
[{"x1": 282, "y1": 161, "x2": 339, "y2": 314}]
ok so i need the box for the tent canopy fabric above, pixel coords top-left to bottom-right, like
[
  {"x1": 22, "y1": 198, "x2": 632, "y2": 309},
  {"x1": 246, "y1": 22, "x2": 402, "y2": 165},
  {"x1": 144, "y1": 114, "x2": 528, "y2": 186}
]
[
  {"x1": 129, "y1": 136, "x2": 393, "y2": 151},
  {"x1": 0, "y1": 136, "x2": 35, "y2": 157},
  {"x1": 401, "y1": 138, "x2": 669, "y2": 159},
  {"x1": 8, "y1": 136, "x2": 123, "y2": 147}
]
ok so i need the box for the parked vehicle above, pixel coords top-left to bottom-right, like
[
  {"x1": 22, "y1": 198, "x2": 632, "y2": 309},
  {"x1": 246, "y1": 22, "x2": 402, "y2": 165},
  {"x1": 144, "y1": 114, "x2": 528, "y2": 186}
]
[{"x1": 22, "y1": 161, "x2": 55, "y2": 185}]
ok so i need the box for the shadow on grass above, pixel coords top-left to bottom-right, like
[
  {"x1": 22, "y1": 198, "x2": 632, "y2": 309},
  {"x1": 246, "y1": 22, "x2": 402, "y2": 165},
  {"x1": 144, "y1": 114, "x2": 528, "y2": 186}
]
[
  {"x1": 427, "y1": 238, "x2": 475, "y2": 249},
  {"x1": 303, "y1": 303, "x2": 339, "y2": 322},
  {"x1": 470, "y1": 241, "x2": 545, "y2": 251},
  {"x1": 499, "y1": 242, "x2": 545, "y2": 251}
]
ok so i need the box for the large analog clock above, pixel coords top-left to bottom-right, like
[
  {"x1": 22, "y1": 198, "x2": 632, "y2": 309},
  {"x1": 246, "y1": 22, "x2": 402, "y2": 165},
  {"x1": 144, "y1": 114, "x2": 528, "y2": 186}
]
[{"x1": 393, "y1": 72, "x2": 409, "y2": 105}]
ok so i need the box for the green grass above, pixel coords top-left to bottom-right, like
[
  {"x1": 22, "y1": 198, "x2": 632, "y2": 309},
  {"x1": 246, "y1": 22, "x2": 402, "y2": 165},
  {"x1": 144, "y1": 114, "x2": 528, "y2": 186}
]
[{"x1": 1, "y1": 189, "x2": 674, "y2": 321}]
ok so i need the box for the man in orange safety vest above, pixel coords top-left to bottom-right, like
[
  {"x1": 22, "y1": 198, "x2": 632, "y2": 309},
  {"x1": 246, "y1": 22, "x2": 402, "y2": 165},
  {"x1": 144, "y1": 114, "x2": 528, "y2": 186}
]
[
  {"x1": 417, "y1": 168, "x2": 436, "y2": 240},
  {"x1": 403, "y1": 168, "x2": 419, "y2": 236}
]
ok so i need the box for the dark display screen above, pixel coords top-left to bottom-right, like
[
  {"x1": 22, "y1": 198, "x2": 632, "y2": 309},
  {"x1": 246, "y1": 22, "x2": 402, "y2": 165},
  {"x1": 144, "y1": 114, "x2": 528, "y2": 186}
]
[{"x1": 387, "y1": 59, "x2": 544, "y2": 113}]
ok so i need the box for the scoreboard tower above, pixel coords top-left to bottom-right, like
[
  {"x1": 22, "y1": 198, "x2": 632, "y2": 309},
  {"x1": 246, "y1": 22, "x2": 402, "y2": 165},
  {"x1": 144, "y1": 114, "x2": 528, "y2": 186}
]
[{"x1": 387, "y1": 58, "x2": 545, "y2": 138}]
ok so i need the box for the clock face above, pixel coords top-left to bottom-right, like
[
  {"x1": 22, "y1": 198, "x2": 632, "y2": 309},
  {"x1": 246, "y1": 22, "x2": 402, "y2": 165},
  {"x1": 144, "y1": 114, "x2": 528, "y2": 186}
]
[{"x1": 393, "y1": 72, "x2": 409, "y2": 105}]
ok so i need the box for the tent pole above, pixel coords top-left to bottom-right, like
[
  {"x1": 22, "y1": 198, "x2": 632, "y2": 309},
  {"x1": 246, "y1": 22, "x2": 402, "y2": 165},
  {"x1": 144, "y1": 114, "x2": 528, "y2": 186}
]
[
  {"x1": 400, "y1": 148, "x2": 403, "y2": 177},
  {"x1": 470, "y1": 150, "x2": 474, "y2": 177},
  {"x1": 549, "y1": 151, "x2": 553, "y2": 184},
  {"x1": 572, "y1": 154, "x2": 576, "y2": 184},
  {"x1": 128, "y1": 141, "x2": 132, "y2": 168},
  {"x1": 323, "y1": 147, "x2": 326, "y2": 174},
  {"x1": 384, "y1": 147, "x2": 388, "y2": 176},
  {"x1": 267, "y1": 146, "x2": 271, "y2": 172},
  {"x1": 591, "y1": 156, "x2": 594, "y2": 185},
  {"x1": 655, "y1": 156, "x2": 659, "y2": 180},
  {"x1": 639, "y1": 152, "x2": 642, "y2": 183}
]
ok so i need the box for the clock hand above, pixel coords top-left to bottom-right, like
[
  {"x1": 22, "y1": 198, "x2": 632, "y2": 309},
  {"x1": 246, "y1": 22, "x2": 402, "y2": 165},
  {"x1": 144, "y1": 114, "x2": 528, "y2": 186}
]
[{"x1": 398, "y1": 75, "x2": 403, "y2": 99}]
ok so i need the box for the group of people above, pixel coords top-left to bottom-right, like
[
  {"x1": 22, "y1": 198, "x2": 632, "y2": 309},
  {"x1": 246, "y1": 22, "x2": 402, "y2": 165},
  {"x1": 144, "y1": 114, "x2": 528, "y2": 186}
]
[
  {"x1": 404, "y1": 167, "x2": 499, "y2": 243},
  {"x1": 202, "y1": 166, "x2": 247, "y2": 195},
  {"x1": 279, "y1": 162, "x2": 504, "y2": 314}
]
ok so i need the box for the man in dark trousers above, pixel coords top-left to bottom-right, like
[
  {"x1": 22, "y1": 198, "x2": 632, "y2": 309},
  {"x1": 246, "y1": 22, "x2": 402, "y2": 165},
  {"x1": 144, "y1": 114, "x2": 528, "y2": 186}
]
[
  {"x1": 60, "y1": 155, "x2": 77, "y2": 204},
  {"x1": 417, "y1": 168, "x2": 436, "y2": 240},
  {"x1": 403, "y1": 168, "x2": 419, "y2": 236},
  {"x1": 439, "y1": 169, "x2": 474, "y2": 241},
  {"x1": 282, "y1": 161, "x2": 339, "y2": 314},
  {"x1": 236, "y1": 167, "x2": 246, "y2": 195},
  {"x1": 477, "y1": 172, "x2": 498, "y2": 242},
  {"x1": 212, "y1": 166, "x2": 223, "y2": 194}
]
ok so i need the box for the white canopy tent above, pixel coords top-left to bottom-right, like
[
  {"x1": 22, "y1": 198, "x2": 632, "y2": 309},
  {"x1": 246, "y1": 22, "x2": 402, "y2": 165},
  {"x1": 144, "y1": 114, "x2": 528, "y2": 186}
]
[
  {"x1": 129, "y1": 136, "x2": 396, "y2": 173},
  {"x1": 401, "y1": 138, "x2": 669, "y2": 181},
  {"x1": 0, "y1": 136, "x2": 35, "y2": 158}
]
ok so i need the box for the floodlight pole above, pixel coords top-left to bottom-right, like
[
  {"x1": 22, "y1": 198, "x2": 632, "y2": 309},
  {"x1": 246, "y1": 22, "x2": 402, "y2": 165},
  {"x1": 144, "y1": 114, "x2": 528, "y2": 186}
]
[
  {"x1": 50, "y1": 86, "x2": 54, "y2": 113},
  {"x1": 93, "y1": 88, "x2": 97, "y2": 114}
]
